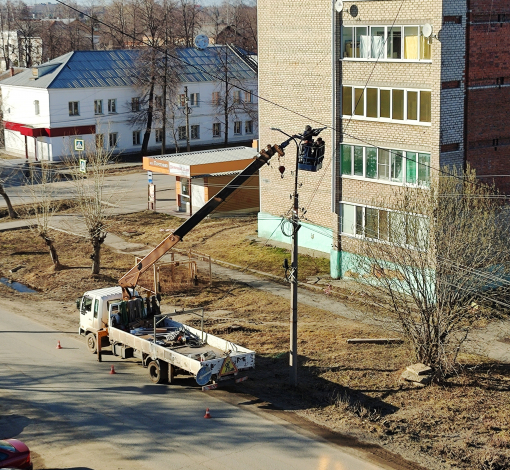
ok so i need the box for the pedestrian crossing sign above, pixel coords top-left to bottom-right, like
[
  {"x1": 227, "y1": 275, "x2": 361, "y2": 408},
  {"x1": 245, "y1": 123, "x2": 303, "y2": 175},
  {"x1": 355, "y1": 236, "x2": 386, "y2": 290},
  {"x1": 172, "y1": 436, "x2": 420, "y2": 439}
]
[
  {"x1": 219, "y1": 355, "x2": 238, "y2": 376},
  {"x1": 74, "y1": 139, "x2": 84, "y2": 151}
]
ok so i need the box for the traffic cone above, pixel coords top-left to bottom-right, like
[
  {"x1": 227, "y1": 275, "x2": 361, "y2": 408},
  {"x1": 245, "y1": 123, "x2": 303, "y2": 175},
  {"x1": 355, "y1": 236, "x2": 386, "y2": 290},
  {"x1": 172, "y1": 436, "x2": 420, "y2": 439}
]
[
  {"x1": 204, "y1": 408, "x2": 211, "y2": 419},
  {"x1": 56, "y1": 341, "x2": 62, "y2": 349},
  {"x1": 109, "y1": 365, "x2": 116, "y2": 375}
]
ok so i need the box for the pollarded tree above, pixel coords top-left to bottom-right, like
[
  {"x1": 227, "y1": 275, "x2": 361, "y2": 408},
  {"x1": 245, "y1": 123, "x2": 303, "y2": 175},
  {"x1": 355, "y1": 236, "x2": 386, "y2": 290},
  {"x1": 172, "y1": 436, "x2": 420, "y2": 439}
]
[{"x1": 346, "y1": 166, "x2": 510, "y2": 380}]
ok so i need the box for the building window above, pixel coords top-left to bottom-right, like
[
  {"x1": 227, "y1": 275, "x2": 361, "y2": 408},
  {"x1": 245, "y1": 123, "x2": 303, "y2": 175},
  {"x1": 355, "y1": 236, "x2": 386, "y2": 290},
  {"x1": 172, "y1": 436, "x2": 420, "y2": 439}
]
[
  {"x1": 96, "y1": 134, "x2": 104, "y2": 148},
  {"x1": 342, "y1": 86, "x2": 431, "y2": 124},
  {"x1": 342, "y1": 25, "x2": 432, "y2": 61},
  {"x1": 245, "y1": 120, "x2": 253, "y2": 134},
  {"x1": 233, "y1": 121, "x2": 242, "y2": 135},
  {"x1": 109, "y1": 132, "x2": 118, "y2": 147},
  {"x1": 212, "y1": 91, "x2": 220, "y2": 105},
  {"x1": 34, "y1": 100, "x2": 39, "y2": 115},
  {"x1": 178, "y1": 126, "x2": 187, "y2": 140},
  {"x1": 245, "y1": 90, "x2": 253, "y2": 103},
  {"x1": 340, "y1": 202, "x2": 428, "y2": 249},
  {"x1": 155, "y1": 128, "x2": 163, "y2": 143},
  {"x1": 132, "y1": 130, "x2": 141, "y2": 145},
  {"x1": 108, "y1": 99, "x2": 117, "y2": 113},
  {"x1": 233, "y1": 90, "x2": 241, "y2": 103},
  {"x1": 341, "y1": 143, "x2": 430, "y2": 186},
  {"x1": 131, "y1": 97, "x2": 140, "y2": 112},
  {"x1": 191, "y1": 125, "x2": 200, "y2": 140},
  {"x1": 190, "y1": 93, "x2": 199, "y2": 107},
  {"x1": 178, "y1": 94, "x2": 186, "y2": 107},
  {"x1": 94, "y1": 99, "x2": 103, "y2": 115},
  {"x1": 154, "y1": 95, "x2": 162, "y2": 108},
  {"x1": 213, "y1": 122, "x2": 221, "y2": 137},
  {"x1": 68, "y1": 101, "x2": 79, "y2": 116}
]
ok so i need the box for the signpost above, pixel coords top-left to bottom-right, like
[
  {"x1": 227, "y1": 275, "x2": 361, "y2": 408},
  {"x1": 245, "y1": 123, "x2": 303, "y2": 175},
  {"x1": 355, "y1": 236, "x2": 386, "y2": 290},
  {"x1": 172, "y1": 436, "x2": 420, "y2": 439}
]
[
  {"x1": 76, "y1": 139, "x2": 86, "y2": 173},
  {"x1": 147, "y1": 170, "x2": 153, "y2": 184},
  {"x1": 148, "y1": 183, "x2": 156, "y2": 211}
]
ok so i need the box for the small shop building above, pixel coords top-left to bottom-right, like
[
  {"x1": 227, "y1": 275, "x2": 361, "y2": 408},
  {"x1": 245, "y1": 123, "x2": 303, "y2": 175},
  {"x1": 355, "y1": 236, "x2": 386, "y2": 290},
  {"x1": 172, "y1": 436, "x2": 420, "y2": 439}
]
[{"x1": 143, "y1": 146, "x2": 260, "y2": 216}]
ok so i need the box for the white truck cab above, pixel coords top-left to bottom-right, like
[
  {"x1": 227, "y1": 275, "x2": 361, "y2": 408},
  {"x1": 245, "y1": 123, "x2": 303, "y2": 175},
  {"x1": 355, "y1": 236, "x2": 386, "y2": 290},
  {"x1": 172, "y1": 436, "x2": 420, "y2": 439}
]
[{"x1": 78, "y1": 286, "x2": 123, "y2": 353}]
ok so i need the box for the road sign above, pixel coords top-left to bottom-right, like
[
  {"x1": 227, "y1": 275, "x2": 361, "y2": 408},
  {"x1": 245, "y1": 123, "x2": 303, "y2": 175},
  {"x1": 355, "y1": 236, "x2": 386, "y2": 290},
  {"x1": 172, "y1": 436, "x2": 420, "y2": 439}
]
[
  {"x1": 147, "y1": 171, "x2": 153, "y2": 184},
  {"x1": 219, "y1": 355, "x2": 238, "y2": 376},
  {"x1": 196, "y1": 366, "x2": 213, "y2": 386},
  {"x1": 79, "y1": 159, "x2": 87, "y2": 174},
  {"x1": 74, "y1": 139, "x2": 84, "y2": 151}
]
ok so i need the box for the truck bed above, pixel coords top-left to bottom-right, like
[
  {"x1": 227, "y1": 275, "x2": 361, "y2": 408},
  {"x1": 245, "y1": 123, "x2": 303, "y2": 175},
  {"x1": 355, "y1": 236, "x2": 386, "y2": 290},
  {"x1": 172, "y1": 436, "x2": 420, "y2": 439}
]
[{"x1": 108, "y1": 318, "x2": 255, "y2": 383}]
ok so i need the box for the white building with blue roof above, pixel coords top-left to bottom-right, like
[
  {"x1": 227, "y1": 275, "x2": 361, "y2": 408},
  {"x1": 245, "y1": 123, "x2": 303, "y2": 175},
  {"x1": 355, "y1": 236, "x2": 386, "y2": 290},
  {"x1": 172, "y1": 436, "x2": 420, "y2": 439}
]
[{"x1": 0, "y1": 46, "x2": 258, "y2": 161}]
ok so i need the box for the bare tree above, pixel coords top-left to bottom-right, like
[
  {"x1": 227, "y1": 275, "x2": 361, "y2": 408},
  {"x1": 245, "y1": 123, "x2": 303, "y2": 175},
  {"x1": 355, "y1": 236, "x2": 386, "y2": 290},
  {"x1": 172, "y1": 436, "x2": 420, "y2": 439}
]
[
  {"x1": 66, "y1": 131, "x2": 117, "y2": 275},
  {"x1": 178, "y1": 0, "x2": 200, "y2": 48},
  {"x1": 346, "y1": 166, "x2": 510, "y2": 380},
  {"x1": 26, "y1": 162, "x2": 61, "y2": 269},
  {"x1": 0, "y1": 181, "x2": 18, "y2": 218},
  {"x1": 212, "y1": 45, "x2": 257, "y2": 146}
]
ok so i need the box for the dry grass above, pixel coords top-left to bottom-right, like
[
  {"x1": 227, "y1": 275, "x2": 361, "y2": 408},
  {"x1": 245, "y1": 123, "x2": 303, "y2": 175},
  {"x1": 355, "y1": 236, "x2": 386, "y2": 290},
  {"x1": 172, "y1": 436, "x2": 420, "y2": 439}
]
[
  {"x1": 1, "y1": 225, "x2": 510, "y2": 469},
  {"x1": 0, "y1": 228, "x2": 133, "y2": 301},
  {"x1": 110, "y1": 211, "x2": 330, "y2": 281},
  {"x1": 166, "y1": 283, "x2": 510, "y2": 470}
]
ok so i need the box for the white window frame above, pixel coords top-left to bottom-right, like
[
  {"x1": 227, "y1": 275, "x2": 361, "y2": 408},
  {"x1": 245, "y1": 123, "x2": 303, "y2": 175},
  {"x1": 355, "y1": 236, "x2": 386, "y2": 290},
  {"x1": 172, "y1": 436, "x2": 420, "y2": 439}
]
[
  {"x1": 212, "y1": 122, "x2": 221, "y2": 137},
  {"x1": 96, "y1": 133, "x2": 104, "y2": 148},
  {"x1": 131, "y1": 97, "x2": 140, "y2": 112},
  {"x1": 190, "y1": 125, "x2": 200, "y2": 140},
  {"x1": 340, "y1": 143, "x2": 431, "y2": 187},
  {"x1": 233, "y1": 121, "x2": 242, "y2": 135},
  {"x1": 68, "y1": 101, "x2": 79, "y2": 116},
  {"x1": 341, "y1": 24, "x2": 432, "y2": 63},
  {"x1": 340, "y1": 201, "x2": 428, "y2": 250},
  {"x1": 342, "y1": 85, "x2": 431, "y2": 126},
  {"x1": 245, "y1": 90, "x2": 254, "y2": 103},
  {"x1": 34, "y1": 100, "x2": 39, "y2": 115},
  {"x1": 155, "y1": 128, "x2": 163, "y2": 143},
  {"x1": 211, "y1": 91, "x2": 220, "y2": 106},
  {"x1": 177, "y1": 126, "x2": 187, "y2": 140},
  {"x1": 132, "y1": 130, "x2": 141, "y2": 145},
  {"x1": 233, "y1": 90, "x2": 241, "y2": 103},
  {"x1": 94, "y1": 99, "x2": 103, "y2": 115},
  {"x1": 190, "y1": 93, "x2": 199, "y2": 107},
  {"x1": 108, "y1": 99, "x2": 117, "y2": 114},
  {"x1": 178, "y1": 94, "x2": 186, "y2": 107},
  {"x1": 245, "y1": 120, "x2": 253, "y2": 134},
  {"x1": 109, "y1": 132, "x2": 118, "y2": 147}
]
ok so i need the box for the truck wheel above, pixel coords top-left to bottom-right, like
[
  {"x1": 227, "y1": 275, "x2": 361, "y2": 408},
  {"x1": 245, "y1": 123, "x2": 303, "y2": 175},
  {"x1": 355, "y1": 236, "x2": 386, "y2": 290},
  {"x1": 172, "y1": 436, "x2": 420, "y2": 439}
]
[
  {"x1": 148, "y1": 360, "x2": 168, "y2": 384},
  {"x1": 86, "y1": 333, "x2": 97, "y2": 354}
]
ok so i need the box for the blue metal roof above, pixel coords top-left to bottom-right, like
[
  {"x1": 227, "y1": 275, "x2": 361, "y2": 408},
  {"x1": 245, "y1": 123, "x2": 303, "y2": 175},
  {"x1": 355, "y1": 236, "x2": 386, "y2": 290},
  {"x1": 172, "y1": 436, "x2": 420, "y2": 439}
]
[{"x1": 0, "y1": 46, "x2": 256, "y2": 89}]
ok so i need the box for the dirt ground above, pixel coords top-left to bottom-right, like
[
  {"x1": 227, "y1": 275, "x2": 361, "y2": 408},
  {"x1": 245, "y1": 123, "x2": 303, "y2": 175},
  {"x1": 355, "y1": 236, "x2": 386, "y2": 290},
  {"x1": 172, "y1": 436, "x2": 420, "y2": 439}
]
[{"x1": 1, "y1": 222, "x2": 510, "y2": 470}]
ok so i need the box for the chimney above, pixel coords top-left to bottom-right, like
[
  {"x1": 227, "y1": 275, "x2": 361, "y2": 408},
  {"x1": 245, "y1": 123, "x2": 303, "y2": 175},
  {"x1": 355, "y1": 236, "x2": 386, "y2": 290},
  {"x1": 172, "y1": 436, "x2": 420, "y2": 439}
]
[{"x1": 9, "y1": 67, "x2": 14, "y2": 76}]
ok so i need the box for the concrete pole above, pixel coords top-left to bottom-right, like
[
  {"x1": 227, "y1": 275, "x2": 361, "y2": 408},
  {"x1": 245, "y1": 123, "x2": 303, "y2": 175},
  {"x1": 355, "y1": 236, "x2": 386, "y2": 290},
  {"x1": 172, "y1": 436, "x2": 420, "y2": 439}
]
[{"x1": 290, "y1": 143, "x2": 300, "y2": 387}]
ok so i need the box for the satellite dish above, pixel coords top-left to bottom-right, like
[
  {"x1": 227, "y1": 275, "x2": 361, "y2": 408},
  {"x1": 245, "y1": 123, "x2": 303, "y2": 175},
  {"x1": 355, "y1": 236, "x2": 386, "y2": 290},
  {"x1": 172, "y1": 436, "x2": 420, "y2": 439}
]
[
  {"x1": 194, "y1": 34, "x2": 209, "y2": 50},
  {"x1": 422, "y1": 23, "x2": 433, "y2": 38},
  {"x1": 334, "y1": 0, "x2": 343, "y2": 13}
]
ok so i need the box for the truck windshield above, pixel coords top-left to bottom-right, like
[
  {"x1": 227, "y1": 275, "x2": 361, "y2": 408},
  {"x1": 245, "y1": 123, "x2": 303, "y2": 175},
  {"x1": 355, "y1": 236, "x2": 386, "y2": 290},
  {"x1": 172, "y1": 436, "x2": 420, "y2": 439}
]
[{"x1": 81, "y1": 297, "x2": 93, "y2": 314}]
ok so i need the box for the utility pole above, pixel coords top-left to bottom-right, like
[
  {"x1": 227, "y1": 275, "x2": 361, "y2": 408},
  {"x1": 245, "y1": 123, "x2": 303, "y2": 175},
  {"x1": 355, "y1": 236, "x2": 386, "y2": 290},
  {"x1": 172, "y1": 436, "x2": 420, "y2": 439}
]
[
  {"x1": 289, "y1": 142, "x2": 300, "y2": 387},
  {"x1": 271, "y1": 125, "x2": 326, "y2": 388},
  {"x1": 184, "y1": 86, "x2": 191, "y2": 152}
]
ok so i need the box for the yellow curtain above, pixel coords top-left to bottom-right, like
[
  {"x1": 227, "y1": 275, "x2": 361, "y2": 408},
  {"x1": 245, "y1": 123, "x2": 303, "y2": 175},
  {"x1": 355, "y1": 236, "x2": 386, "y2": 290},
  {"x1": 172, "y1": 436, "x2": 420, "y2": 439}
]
[
  {"x1": 404, "y1": 36, "x2": 418, "y2": 59},
  {"x1": 420, "y1": 36, "x2": 431, "y2": 60}
]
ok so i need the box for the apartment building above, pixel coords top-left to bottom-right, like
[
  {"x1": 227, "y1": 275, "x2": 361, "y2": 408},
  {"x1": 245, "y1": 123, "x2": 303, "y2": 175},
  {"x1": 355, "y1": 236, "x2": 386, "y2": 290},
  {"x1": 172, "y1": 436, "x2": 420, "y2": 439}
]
[
  {"x1": 257, "y1": 0, "x2": 508, "y2": 278},
  {"x1": 1, "y1": 46, "x2": 257, "y2": 160}
]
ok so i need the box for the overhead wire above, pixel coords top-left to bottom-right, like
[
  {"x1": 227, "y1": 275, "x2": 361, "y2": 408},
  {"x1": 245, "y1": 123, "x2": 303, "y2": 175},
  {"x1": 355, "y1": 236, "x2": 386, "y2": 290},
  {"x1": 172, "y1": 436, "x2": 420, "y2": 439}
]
[{"x1": 48, "y1": 0, "x2": 489, "y2": 193}]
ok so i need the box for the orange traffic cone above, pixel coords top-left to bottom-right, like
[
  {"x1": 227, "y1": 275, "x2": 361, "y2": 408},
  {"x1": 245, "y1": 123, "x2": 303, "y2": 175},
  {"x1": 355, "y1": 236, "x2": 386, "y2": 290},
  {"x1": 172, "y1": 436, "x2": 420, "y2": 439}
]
[
  {"x1": 56, "y1": 341, "x2": 62, "y2": 349},
  {"x1": 109, "y1": 365, "x2": 116, "y2": 374},
  {"x1": 204, "y1": 408, "x2": 211, "y2": 419}
]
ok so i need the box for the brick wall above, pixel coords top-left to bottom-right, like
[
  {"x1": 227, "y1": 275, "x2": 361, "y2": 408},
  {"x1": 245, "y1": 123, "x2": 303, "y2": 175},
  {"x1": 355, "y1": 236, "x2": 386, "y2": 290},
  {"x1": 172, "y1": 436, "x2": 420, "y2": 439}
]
[{"x1": 465, "y1": 0, "x2": 510, "y2": 193}]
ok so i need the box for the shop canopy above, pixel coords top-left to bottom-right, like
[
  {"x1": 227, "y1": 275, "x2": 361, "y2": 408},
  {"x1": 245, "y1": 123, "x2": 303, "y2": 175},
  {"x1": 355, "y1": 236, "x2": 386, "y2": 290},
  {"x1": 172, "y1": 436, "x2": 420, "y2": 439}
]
[{"x1": 143, "y1": 146, "x2": 258, "y2": 178}]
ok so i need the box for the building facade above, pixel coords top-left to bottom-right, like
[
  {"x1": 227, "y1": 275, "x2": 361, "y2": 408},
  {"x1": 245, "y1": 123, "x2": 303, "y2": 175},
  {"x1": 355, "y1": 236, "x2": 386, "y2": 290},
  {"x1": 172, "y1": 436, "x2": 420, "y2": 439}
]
[
  {"x1": 257, "y1": 0, "x2": 508, "y2": 278},
  {"x1": 1, "y1": 46, "x2": 258, "y2": 161}
]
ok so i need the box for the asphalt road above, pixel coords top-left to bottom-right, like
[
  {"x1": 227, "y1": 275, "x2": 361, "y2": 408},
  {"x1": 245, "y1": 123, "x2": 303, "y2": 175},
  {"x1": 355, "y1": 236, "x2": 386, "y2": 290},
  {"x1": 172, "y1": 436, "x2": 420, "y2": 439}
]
[{"x1": 0, "y1": 306, "x2": 386, "y2": 470}]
